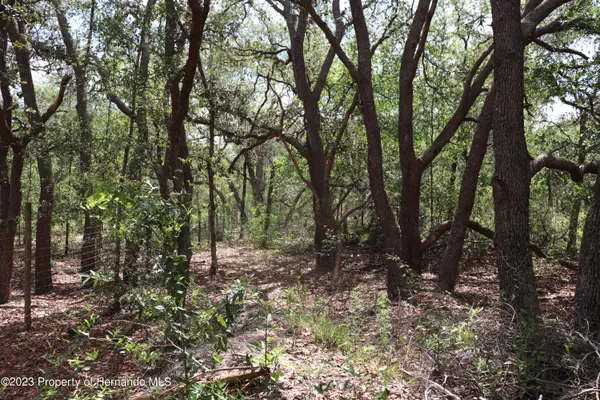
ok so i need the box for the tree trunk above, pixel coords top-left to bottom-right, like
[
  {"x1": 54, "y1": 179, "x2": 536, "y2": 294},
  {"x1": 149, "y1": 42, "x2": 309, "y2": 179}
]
[
  {"x1": 399, "y1": 171, "x2": 423, "y2": 273},
  {"x1": 64, "y1": 220, "x2": 69, "y2": 256},
  {"x1": 246, "y1": 152, "x2": 265, "y2": 205},
  {"x1": 197, "y1": 206, "x2": 202, "y2": 244},
  {"x1": 34, "y1": 155, "x2": 54, "y2": 294},
  {"x1": 573, "y1": 174, "x2": 600, "y2": 335},
  {"x1": 491, "y1": 0, "x2": 538, "y2": 317},
  {"x1": 566, "y1": 200, "x2": 581, "y2": 257},
  {"x1": 348, "y1": 0, "x2": 402, "y2": 300},
  {"x1": 566, "y1": 112, "x2": 588, "y2": 258},
  {"x1": 0, "y1": 17, "x2": 68, "y2": 303},
  {"x1": 123, "y1": 241, "x2": 139, "y2": 286},
  {"x1": 283, "y1": 187, "x2": 306, "y2": 232},
  {"x1": 52, "y1": 0, "x2": 98, "y2": 283},
  {"x1": 0, "y1": 147, "x2": 25, "y2": 304},
  {"x1": 261, "y1": 165, "x2": 276, "y2": 248},
  {"x1": 438, "y1": 88, "x2": 494, "y2": 292},
  {"x1": 208, "y1": 108, "x2": 218, "y2": 276},
  {"x1": 239, "y1": 161, "x2": 248, "y2": 239}
]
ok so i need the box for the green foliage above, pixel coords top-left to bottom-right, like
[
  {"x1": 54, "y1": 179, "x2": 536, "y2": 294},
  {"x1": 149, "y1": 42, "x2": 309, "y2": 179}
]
[{"x1": 423, "y1": 307, "x2": 482, "y2": 355}]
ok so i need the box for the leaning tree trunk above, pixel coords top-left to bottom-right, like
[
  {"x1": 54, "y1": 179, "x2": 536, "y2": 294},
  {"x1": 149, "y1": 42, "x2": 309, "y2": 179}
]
[
  {"x1": 438, "y1": 88, "x2": 494, "y2": 292},
  {"x1": 34, "y1": 155, "x2": 54, "y2": 294},
  {"x1": 491, "y1": 0, "x2": 538, "y2": 318},
  {"x1": 573, "y1": 173, "x2": 600, "y2": 335}
]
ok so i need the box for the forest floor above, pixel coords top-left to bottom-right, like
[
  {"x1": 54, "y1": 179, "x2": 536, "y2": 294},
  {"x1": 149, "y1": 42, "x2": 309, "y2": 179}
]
[{"x1": 1, "y1": 241, "x2": 598, "y2": 400}]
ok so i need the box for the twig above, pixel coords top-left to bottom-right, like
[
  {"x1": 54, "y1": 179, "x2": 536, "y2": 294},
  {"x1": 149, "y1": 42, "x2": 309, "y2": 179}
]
[{"x1": 399, "y1": 368, "x2": 461, "y2": 400}]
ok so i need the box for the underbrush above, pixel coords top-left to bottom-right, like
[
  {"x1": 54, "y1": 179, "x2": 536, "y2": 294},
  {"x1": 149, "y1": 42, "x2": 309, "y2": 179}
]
[
  {"x1": 32, "y1": 278, "x2": 285, "y2": 400},
  {"x1": 279, "y1": 275, "x2": 600, "y2": 399}
]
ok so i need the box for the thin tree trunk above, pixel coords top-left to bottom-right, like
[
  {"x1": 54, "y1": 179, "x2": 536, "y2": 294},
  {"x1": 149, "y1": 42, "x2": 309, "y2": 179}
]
[
  {"x1": 208, "y1": 108, "x2": 218, "y2": 276},
  {"x1": 573, "y1": 173, "x2": 600, "y2": 335},
  {"x1": 566, "y1": 200, "x2": 581, "y2": 257},
  {"x1": 64, "y1": 220, "x2": 69, "y2": 256},
  {"x1": 284, "y1": 187, "x2": 306, "y2": 231},
  {"x1": 438, "y1": 88, "x2": 494, "y2": 292},
  {"x1": 197, "y1": 205, "x2": 202, "y2": 244},
  {"x1": 52, "y1": 0, "x2": 97, "y2": 283},
  {"x1": 23, "y1": 202, "x2": 32, "y2": 330},
  {"x1": 239, "y1": 162, "x2": 248, "y2": 239},
  {"x1": 491, "y1": 0, "x2": 538, "y2": 318},
  {"x1": 347, "y1": 0, "x2": 403, "y2": 300},
  {"x1": 261, "y1": 165, "x2": 276, "y2": 248},
  {"x1": 34, "y1": 155, "x2": 54, "y2": 294}
]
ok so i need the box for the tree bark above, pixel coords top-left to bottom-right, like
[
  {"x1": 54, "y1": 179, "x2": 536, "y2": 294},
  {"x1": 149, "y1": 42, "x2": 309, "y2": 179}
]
[
  {"x1": 208, "y1": 108, "x2": 218, "y2": 276},
  {"x1": 398, "y1": 0, "x2": 436, "y2": 274},
  {"x1": 566, "y1": 200, "x2": 581, "y2": 257},
  {"x1": 0, "y1": 147, "x2": 25, "y2": 304},
  {"x1": 239, "y1": 161, "x2": 248, "y2": 239},
  {"x1": 0, "y1": 15, "x2": 69, "y2": 303},
  {"x1": 348, "y1": 0, "x2": 403, "y2": 300},
  {"x1": 156, "y1": 0, "x2": 209, "y2": 295},
  {"x1": 34, "y1": 155, "x2": 54, "y2": 294},
  {"x1": 261, "y1": 165, "x2": 276, "y2": 248},
  {"x1": 491, "y1": 0, "x2": 539, "y2": 317},
  {"x1": 278, "y1": 1, "x2": 344, "y2": 273},
  {"x1": 566, "y1": 111, "x2": 588, "y2": 257},
  {"x1": 64, "y1": 220, "x2": 69, "y2": 256},
  {"x1": 438, "y1": 88, "x2": 495, "y2": 292},
  {"x1": 573, "y1": 173, "x2": 600, "y2": 335}
]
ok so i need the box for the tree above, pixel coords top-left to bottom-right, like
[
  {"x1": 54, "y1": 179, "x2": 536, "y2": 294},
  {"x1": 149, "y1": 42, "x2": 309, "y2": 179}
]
[
  {"x1": 574, "y1": 172, "x2": 600, "y2": 335},
  {"x1": 304, "y1": 0, "x2": 575, "y2": 299},
  {"x1": 437, "y1": 88, "x2": 495, "y2": 292},
  {"x1": 52, "y1": 0, "x2": 99, "y2": 284},
  {"x1": 490, "y1": 0, "x2": 539, "y2": 317},
  {"x1": 155, "y1": 0, "x2": 210, "y2": 290},
  {"x1": 0, "y1": 6, "x2": 70, "y2": 304}
]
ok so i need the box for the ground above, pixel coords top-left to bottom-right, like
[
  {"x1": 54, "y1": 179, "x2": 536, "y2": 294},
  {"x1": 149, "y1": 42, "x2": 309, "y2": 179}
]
[{"x1": 1, "y1": 242, "x2": 598, "y2": 399}]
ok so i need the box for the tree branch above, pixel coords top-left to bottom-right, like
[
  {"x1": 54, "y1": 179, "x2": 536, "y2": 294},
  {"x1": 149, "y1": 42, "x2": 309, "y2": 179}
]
[
  {"x1": 107, "y1": 93, "x2": 134, "y2": 118},
  {"x1": 421, "y1": 219, "x2": 547, "y2": 257},
  {"x1": 40, "y1": 74, "x2": 72, "y2": 123},
  {"x1": 533, "y1": 38, "x2": 588, "y2": 59},
  {"x1": 299, "y1": 0, "x2": 361, "y2": 82},
  {"x1": 325, "y1": 91, "x2": 359, "y2": 179},
  {"x1": 336, "y1": 193, "x2": 371, "y2": 227},
  {"x1": 530, "y1": 154, "x2": 599, "y2": 182}
]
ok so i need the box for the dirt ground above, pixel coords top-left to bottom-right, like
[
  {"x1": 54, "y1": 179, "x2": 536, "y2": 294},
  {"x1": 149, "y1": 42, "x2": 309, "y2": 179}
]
[{"x1": 0, "y1": 242, "x2": 594, "y2": 399}]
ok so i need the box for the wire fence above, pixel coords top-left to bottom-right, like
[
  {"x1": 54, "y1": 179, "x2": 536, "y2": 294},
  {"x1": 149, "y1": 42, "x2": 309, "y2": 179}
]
[{"x1": 10, "y1": 221, "x2": 119, "y2": 295}]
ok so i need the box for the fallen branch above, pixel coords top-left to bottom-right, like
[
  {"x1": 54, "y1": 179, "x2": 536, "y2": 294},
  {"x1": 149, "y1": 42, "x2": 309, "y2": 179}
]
[{"x1": 559, "y1": 259, "x2": 578, "y2": 271}]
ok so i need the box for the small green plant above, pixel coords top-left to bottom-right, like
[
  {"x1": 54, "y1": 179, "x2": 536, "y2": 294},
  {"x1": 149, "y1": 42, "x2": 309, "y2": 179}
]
[
  {"x1": 247, "y1": 294, "x2": 284, "y2": 385},
  {"x1": 424, "y1": 307, "x2": 482, "y2": 352},
  {"x1": 376, "y1": 292, "x2": 392, "y2": 348}
]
